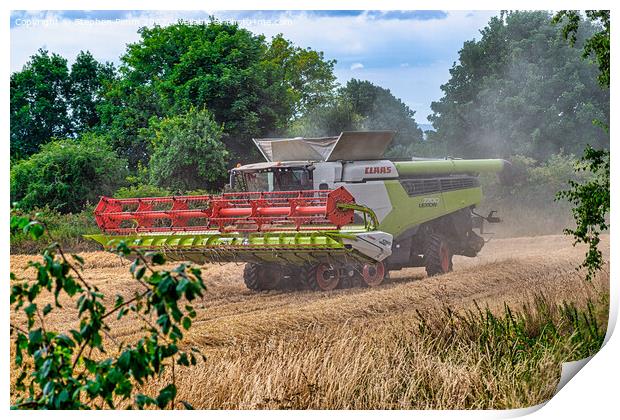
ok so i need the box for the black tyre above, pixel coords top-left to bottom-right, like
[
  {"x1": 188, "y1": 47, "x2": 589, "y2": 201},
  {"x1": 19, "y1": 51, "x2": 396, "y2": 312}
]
[
  {"x1": 424, "y1": 234, "x2": 453, "y2": 277},
  {"x1": 243, "y1": 263, "x2": 282, "y2": 291},
  {"x1": 281, "y1": 266, "x2": 305, "y2": 290},
  {"x1": 301, "y1": 263, "x2": 340, "y2": 291}
]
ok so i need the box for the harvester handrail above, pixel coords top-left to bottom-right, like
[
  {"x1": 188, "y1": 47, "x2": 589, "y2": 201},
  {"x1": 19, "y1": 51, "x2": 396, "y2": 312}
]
[{"x1": 337, "y1": 203, "x2": 379, "y2": 231}]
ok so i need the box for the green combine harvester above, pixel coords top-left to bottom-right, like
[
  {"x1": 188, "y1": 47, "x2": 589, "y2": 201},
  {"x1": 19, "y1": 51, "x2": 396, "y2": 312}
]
[{"x1": 88, "y1": 131, "x2": 511, "y2": 291}]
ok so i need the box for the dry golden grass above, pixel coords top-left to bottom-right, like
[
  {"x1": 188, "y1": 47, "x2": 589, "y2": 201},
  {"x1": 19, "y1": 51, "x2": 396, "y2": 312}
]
[{"x1": 10, "y1": 234, "x2": 610, "y2": 409}]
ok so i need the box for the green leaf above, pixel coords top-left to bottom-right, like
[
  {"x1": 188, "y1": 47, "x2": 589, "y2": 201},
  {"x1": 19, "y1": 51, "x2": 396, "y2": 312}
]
[
  {"x1": 25, "y1": 222, "x2": 45, "y2": 240},
  {"x1": 177, "y1": 352, "x2": 190, "y2": 366},
  {"x1": 155, "y1": 384, "x2": 177, "y2": 409},
  {"x1": 24, "y1": 303, "x2": 37, "y2": 317},
  {"x1": 55, "y1": 334, "x2": 75, "y2": 348},
  {"x1": 135, "y1": 393, "x2": 156, "y2": 409},
  {"x1": 71, "y1": 254, "x2": 85, "y2": 265},
  {"x1": 117, "y1": 350, "x2": 132, "y2": 371},
  {"x1": 40, "y1": 358, "x2": 53, "y2": 378},
  {"x1": 151, "y1": 253, "x2": 166, "y2": 265},
  {"x1": 136, "y1": 266, "x2": 146, "y2": 280},
  {"x1": 56, "y1": 389, "x2": 70, "y2": 408}
]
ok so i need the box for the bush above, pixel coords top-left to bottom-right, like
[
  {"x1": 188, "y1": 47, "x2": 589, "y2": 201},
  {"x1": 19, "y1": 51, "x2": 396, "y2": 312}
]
[
  {"x1": 149, "y1": 108, "x2": 228, "y2": 191},
  {"x1": 11, "y1": 133, "x2": 128, "y2": 213},
  {"x1": 114, "y1": 184, "x2": 172, "y2": 198},
  {"x1": 10, "y1": 207, "x2": 100, "y2": 254}
]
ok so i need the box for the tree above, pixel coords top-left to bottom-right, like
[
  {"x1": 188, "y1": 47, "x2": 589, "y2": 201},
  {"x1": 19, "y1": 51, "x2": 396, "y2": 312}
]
[
  {"x1": 10, "y1": 49, "x2": 72, "y2": 158},
  {"x1": 427, "y1": 11, "x2": 609, "y2": 160},
  {"x1": 290, "y1": 79, "x2": 425, "y2": 157},
  {"x1": 68, "y1": 51, "x2": 115, "y2": 133},
  {"x1": 148, "y1": 108, "x2": 228, "y2": 192},
  {"x1": 100, "y1": 19, "x2": 336, "y2": 169},
  {"x1": 554, "y1": 11, "x2": 610, "y2": 87},
  {"x1": 264, "y1": 34, "x2": 337, "y2": 115},
  {"x1": 341, "y1": 79, "x2": 424, "y2": 156},
  {"x1": 11, "y1": 134, "x2": 128, "y2": 213},
  {"x1": 553, "y1": 10, "x2": 610, "y2": 281},
  {"x1": 288, "y1": 98, "x2": 362, "y2": 137},
  {"x1": 11, "y1": 49, "x2": 115, "y2": 158}
]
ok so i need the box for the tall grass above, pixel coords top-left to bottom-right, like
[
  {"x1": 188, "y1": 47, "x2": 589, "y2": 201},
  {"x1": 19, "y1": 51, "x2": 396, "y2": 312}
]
[
  {"x1": 10, "y1": 207, "x2": 100, "y2": 254},
  {"x1": 141, "y1": 291, "x2": 608, "y2": 409}
]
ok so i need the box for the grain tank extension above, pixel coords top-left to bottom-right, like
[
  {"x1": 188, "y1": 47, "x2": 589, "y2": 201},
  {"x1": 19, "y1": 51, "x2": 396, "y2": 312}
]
[{"x1": 87, "y1": 131, "x2": 511, "y2": 291}]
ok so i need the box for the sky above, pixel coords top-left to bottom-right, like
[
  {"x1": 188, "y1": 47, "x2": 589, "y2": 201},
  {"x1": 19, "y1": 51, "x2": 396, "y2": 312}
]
[{"x1": 10, "y1": 10, "x2": 499, "y2": 125}]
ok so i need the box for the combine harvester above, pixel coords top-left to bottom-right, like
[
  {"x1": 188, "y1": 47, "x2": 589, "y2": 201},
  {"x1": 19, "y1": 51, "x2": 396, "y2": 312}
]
[{"x1": 88, "y1": 131, "x2": 511, "y2": 291}]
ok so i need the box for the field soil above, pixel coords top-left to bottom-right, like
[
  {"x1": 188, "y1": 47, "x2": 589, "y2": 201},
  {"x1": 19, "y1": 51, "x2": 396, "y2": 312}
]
[{"x1": 10, "y1": 234, "x2": 610, "y2": 409}]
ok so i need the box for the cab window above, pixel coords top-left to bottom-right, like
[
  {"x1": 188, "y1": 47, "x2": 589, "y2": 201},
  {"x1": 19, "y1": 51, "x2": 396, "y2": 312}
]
[{"x1": 240, "y1": 167, "x2": 313, "y2": 192}]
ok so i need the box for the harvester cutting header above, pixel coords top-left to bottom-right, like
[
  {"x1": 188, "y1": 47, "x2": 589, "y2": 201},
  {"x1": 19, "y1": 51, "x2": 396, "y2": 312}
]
[{"x1": 88, "y1": 131, "x2": 511, "y2": 291}]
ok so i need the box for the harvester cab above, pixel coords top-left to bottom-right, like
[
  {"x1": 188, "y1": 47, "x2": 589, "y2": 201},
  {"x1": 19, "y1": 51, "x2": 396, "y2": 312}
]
[{"x1": 87, "y1": 131, "x2": 510, "y2": 291}]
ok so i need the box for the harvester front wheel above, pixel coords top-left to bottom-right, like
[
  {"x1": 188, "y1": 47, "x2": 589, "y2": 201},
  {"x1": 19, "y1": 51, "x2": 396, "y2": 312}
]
[
  {"x1": 243, "y1": 263, "x2": 282, "y2": 291},
  {"x1": 361, "y1": 261, "x2": 386, "y2": 287},
  {"x1": 303, "y1": 263, "x2": 340, "y2": 291},
  {"x1": 424, "y1": 234, "x2": 453, "y2": 277}
]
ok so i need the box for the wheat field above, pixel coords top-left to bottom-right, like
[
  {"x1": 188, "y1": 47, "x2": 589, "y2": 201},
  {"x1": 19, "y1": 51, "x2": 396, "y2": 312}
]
[{"x1": 10, "y1": 234, "x2": 610, "y2": 409}]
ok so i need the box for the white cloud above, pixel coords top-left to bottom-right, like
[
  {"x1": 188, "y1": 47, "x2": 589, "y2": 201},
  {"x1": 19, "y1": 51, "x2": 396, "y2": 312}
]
[{"x1": 350, "y1": 62, "x2": 364, "y2": 71}]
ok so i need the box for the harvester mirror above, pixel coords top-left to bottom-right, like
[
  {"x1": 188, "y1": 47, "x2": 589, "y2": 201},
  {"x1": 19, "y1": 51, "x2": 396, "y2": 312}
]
[{"x1": 486, "y1": 210, "x2": 501, "y2": 223}]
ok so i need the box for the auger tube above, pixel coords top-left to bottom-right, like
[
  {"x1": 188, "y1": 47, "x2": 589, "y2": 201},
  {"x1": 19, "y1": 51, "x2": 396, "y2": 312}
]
[{"x1": 393, "y1": 159, "x2": 507, "y2": 176}]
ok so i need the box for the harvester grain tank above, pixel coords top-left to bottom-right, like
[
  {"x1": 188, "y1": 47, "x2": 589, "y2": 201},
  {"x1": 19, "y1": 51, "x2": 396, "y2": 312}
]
[{"x1": 87, "y1": 131, "x2": 510, "y2": 291}]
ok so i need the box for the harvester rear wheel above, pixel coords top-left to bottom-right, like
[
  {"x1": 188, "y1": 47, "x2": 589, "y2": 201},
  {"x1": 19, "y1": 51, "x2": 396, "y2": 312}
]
[
  {"x1": 243, "y1": 263, "x2": 282, "y2": 291},
  {"x1": 424, "y1": 234, "x2": 453, "y2": 277},
  {"x1": 303, "y1": 263, "x2": 340, "y2": 291}
]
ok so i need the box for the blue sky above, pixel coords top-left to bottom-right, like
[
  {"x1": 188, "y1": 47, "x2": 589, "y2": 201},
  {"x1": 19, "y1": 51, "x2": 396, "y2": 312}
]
[{"x1": 10, "y1": 10, "x2": 499, "y2": 124}]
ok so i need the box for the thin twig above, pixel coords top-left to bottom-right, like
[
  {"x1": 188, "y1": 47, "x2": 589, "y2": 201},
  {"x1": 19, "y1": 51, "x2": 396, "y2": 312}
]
[
  {"x1": 10, "y1": 323, "x2": 28, "y2": 335},
  {"x1": 101, "y1": 290, "x2": 150, "y2": 320}
]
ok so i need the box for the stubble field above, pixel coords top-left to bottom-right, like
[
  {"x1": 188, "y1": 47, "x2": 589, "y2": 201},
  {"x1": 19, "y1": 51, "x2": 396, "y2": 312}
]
[{"x1": 10, "y1": 234, "x2": 610, "y2": 409}]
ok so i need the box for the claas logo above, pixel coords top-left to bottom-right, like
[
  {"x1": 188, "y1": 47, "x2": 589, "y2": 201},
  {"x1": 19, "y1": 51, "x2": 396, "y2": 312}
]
[{"x1": 364, "y1": 166, "x2": 392, "y2": 174}]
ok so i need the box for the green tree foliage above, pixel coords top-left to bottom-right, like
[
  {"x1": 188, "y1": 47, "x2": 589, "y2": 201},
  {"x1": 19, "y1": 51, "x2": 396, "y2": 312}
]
[
  {"x1": 148, "y1": 108, "x2": 228, "y2": 191},
  {"x1": 69, "y1": 51, "x2": 115, "y2": 133},
  {"x1": 428, "y1": 11, "x2": 609, "y2": 160},
  {"x1": 11, "y1": 49, "x2": 114, "y2": 158},
  {"x1": 288, "y1": 98, "x2": 362, "y2": 137},
  {"x1": 100, "y1": 20, "x2": 336, "y2": 169},
  {"x1": 290, "y1": 79, "x2": 424, "y2": 157},
  {"x1": 11, "y1": 134, "x2": 128, "y2": 213},
  {"x1": 553, "y1": 11, "x2": 610, "y2": 281},
  {"x1": 264, "y1": 34, "x2": 337, "y2": 114},
  {"x1": 11, "y1": 49, "x2": 72, "y2": 158},
  {"x1": 342, "y1": 79, "x2": 424, "y2": 156},
  {"x1": 114, "y1": 184, "x2": 172, "y2": 199},
  {"x1": 553, "y1": 11, "x2": 610, "y2": 87},
  {"x1": 10, "y1": 214, "x2": 205, "y2": 409},
  {"x1": 557, "y1": 146, "x2": 609, "y2": 280}
]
